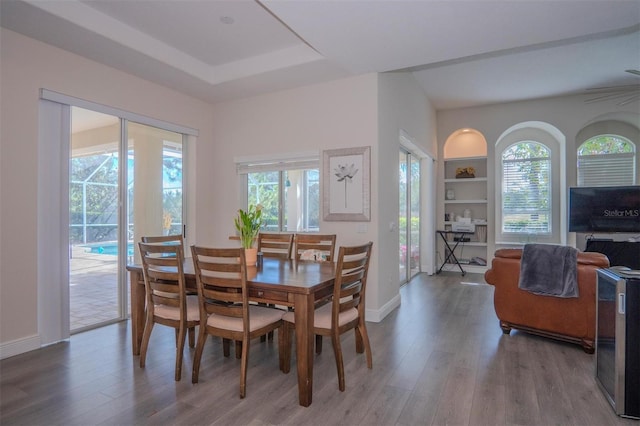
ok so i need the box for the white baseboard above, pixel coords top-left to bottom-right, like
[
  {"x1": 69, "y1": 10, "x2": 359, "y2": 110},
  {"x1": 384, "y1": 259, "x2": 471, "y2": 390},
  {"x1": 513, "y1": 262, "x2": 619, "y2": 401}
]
[
  {"x1": 365, "y1": 293, "x2": 401, "y2": 323},
  {"x1": 0, "y1": 334, "x2": 40, "y2": 360}
]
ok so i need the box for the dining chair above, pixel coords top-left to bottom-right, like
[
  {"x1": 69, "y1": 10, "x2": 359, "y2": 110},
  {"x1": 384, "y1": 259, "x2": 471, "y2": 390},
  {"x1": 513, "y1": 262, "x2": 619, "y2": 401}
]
[
  {"x1": 281, "y1": 241, "x2": 374, "y2": 391},
  {"x1": 294, "y1": 233, "x2": 337, "y2": 262},
  {"x1": 141, "y1": 234, "x2": 183, "y2": 244},
  {"x1": 140, "y1": 234, "x2": 197, "y2": 347},
  {"x1": 257, "y1": 232, "x2": 294, "y2": 259},
  {"x1": 190, "y1": 245, "x2": 285, "y2": 398},
  {"x1": 138, "y1": 241, "x2": 199, "y2": 381}
]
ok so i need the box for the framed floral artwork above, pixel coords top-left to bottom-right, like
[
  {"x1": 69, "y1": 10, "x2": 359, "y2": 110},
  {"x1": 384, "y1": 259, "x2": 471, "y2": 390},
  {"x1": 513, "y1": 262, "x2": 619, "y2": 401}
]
[{"x1": 323, "y1": 146, "x2": 370, "y2": 221}]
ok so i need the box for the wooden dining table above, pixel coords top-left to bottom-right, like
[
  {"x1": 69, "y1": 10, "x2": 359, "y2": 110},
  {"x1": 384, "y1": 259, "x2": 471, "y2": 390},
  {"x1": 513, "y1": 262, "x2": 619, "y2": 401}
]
[{"x1": 127, "y1": 257, "x2": 336, "y2": 407}]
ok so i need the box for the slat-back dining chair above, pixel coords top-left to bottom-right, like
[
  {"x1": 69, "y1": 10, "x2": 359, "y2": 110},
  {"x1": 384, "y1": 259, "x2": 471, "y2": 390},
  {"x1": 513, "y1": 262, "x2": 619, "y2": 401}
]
[
  {"x1": 257, "y1": 232, "x2": 294, "y2": 259},
  {"x1": 141, "y1": 234, "x2": 196, "y2": 347},
  {"x1": 138, "y1": 241, "x2": 199, "y2": 381},
  {"x1": 294, "y1": 233, "x2": 337, "y2": 262},
  {"x1": 190, "y1": 246, "x2": 285, "y2": 398},
  {"x1": 281, "y1": 241, "x2": 373, "y2": 391},
  {"x1": 141, "y1": 234, "x2": 183, "y2": 244}
]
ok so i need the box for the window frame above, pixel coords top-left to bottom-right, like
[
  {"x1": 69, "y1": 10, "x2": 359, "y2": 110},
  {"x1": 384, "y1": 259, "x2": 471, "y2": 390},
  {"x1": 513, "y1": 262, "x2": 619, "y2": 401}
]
[
  {"x1": 577, "y1": 135, "x2": 636, "y2": 187},
  {"x1": 236, "y1": 153, "x2": 320, "y2": 232},
  {"x1": 494, "y1": 123, "x2": 564, "y2": 245}
]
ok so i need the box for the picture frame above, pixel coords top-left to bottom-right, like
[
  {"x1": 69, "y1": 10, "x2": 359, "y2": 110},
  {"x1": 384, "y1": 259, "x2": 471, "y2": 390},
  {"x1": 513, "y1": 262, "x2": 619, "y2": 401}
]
[{"x1": 323, "y1": 146, "x2": 370, "y2": 221}]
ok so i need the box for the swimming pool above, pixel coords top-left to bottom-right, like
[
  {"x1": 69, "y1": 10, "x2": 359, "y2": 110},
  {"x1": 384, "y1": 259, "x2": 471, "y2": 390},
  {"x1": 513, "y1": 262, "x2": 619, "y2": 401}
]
[{"x1": 81, "y1": 242, "x2": 134, "y2": 256}]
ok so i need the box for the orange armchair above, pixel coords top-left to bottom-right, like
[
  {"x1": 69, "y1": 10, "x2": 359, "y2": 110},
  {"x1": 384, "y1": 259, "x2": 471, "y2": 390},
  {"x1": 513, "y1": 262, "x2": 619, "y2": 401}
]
[{"x1": 484, "y1": 248, "x2": 609, "y2": 353}]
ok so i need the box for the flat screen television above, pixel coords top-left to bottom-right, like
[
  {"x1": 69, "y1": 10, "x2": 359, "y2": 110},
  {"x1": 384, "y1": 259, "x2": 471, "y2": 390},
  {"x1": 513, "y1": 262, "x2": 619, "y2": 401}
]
[{"x1": 569, "y1": 186, "x2": 640, "y2": 233}]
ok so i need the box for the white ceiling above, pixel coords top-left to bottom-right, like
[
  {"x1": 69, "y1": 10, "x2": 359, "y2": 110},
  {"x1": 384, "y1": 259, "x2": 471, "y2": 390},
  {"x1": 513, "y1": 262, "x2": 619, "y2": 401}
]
[{"x1": 2, "y1": 0, "x2": 639, "y2": 110}]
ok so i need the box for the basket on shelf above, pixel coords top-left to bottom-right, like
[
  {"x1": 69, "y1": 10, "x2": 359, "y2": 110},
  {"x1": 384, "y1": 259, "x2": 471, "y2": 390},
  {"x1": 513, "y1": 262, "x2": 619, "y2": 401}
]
[{"x1": 455, "y1": 166, "x2": 476, "y2": 179}]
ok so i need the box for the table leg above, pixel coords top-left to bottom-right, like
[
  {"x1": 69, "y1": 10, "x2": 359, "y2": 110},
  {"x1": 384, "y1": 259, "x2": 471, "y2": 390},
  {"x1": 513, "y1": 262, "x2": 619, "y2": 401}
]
[
  {"x1": 129, "y1": 270, "x2": 145, "y2": 355},
  {"x1": 293, "y1": 292, "x2": 315, "y2": 407}
]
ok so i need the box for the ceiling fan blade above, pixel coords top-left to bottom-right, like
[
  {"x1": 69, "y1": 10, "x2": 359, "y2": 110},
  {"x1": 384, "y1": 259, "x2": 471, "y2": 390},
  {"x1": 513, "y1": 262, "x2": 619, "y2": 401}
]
[
  {"x1": 586, "y1": 84, "x2": 640, "y2": 92},
  {"x1": 585, "y1": 90, "x2": 640, "y2": 103},
  {"x1": 618, "y1": 93, "x2": 640, "y2": 106},
  {"x1": 584, "y1": 70, "x2": 640, "y2": 104}
]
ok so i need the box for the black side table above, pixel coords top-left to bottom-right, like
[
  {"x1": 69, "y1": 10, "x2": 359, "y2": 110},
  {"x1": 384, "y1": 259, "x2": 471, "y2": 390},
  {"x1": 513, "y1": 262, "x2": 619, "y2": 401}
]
[{"x1": 436, "y1": 230, "x2": 475, "y2": 276}]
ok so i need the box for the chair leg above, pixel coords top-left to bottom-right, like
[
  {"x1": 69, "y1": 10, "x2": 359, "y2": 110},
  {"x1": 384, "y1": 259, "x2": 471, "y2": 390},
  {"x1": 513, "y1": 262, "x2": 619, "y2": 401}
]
[
  {"x1": 281, "y1": 322, "x2": 293, "y2": 374},
  {"x1": 175, "y1": 326, "x2": 186, "y2": 381},
  {"x1": 223, "y1": 338, "x2": 231, "y2": 357},
  {"x1": 331, "y1": 332, "x2": 346, "y2": 392},
  {"x1": 235, "y1": 340, "x2": 242, "y2": 359},
  {"x1": 239, "y1": 337, "x2": 249, "y2": 399},
  {"x1": 188, "y1": 327, "x2": 196, "y2": 348},
  {"x1": 139, "y1": 318, "x2": 154, "y2": 368},
  {"x1": 357, "y1": 321, "x2": 373, "y2": 369},
  {"x1": 191, "y1": 329, "x2": 208, "y2": 384},
  {"x1": 277, "y1": 326, "x2": 286, "y2": 372},
  {"x1": 355, "y1": 326, "x2": 364, "y2": 353},
  {"x1": 315, "y1": 334, "x2": 323, "y2": 354}
]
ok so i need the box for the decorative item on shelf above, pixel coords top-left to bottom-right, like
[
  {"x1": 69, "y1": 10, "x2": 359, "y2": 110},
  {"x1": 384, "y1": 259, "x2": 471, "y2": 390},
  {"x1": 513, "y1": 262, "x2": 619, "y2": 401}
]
[
  {"x1": 444, "y1": 213, "x2": 450, "y2": 221},
  {"x1": 446, "y1": 189, "x2": 455, "y2": 200},
  {"x1": 455, "y1": 166, "x2": 476, "y2": 179},
  {"x1": 475, "y1": 224, "x2": 487, "y2": 243},
  {"x1": 234, "y1": 204, "x2": 263, "y2": 265},
  {"x1": 463, "y1": 208, "x2": 471, "y2": 219}
]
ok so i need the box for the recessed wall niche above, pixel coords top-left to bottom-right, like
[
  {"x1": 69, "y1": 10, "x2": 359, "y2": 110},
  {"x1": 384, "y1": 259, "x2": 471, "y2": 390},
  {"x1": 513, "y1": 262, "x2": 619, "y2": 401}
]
[
  {"x1": 440, "y1": 128, "x2": 489, "y2": 273},
  {"x1": 443, "y1": 128, "x2": 487, "y2": 158}
]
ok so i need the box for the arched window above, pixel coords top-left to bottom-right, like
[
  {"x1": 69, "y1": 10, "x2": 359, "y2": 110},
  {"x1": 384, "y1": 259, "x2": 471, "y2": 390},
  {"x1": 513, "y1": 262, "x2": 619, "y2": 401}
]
[
  {"x1": 501, "y1": 141, "x2": 551, "y2": 234},
  {"x1": 577, "y1": 135, "x2": 636, "y2": 186}
]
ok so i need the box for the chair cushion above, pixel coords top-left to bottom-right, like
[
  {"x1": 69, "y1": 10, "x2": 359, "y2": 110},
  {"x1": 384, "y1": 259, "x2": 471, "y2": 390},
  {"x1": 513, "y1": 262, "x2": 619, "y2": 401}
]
[
  {"x1": 154, "y1": 295, "x2": 199, "y2": 321},
  {"x1": 206, "y1": 305, "x2": 284, "y2": 332},
  {"x1": 282, "y1": 302, "x2": 358, "y2": 330}
]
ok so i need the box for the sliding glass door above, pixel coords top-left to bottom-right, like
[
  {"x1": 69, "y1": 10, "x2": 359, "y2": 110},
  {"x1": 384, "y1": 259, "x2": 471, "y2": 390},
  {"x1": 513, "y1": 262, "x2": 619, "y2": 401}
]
[
  {"x1": 399, "y1": 149, "x2": 421, "y2": 284},
  {"x1": 128, "y1": 122, "x2": 184, "y2": 257},
  {"x1": 69, "y1": 108, "x2": 184, "y2": 333},
  {"x1": 69, "y1": 107, "x2": 123, "y2": 332}
]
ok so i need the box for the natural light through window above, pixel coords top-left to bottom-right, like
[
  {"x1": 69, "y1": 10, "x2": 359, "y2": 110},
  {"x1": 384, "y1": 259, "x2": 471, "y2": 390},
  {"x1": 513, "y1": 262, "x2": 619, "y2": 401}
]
[
  {"x1": 501, "y1": 141, "x2": 551, "y2": 234},
  {"x1": 577, "y1": 135, "x2": 635, "y2": 186},
  {"x1": 247, "y1": 169, "x2": 319, "y2": 232}
]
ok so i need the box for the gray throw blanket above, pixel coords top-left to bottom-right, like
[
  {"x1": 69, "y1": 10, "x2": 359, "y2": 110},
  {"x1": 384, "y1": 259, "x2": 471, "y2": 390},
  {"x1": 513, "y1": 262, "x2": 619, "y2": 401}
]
[{"x1": 518, "y1": 244, "x2": 579, "y2": 298}]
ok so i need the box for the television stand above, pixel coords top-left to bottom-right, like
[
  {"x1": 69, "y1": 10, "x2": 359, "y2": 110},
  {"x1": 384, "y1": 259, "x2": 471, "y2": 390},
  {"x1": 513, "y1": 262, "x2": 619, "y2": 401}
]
[
  {"x1": 587, "y1": 236, "x2": 614, "y2": 242},
  {"x1": 585, "y1": 240, "x2": 640, "y2": 270}
]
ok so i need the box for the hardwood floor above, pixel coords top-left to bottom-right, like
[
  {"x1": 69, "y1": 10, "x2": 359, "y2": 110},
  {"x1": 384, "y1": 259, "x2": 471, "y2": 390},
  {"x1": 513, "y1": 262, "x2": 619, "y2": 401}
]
[{"x1": 1, "y1": 272, "x2": 635, "y2": 425}]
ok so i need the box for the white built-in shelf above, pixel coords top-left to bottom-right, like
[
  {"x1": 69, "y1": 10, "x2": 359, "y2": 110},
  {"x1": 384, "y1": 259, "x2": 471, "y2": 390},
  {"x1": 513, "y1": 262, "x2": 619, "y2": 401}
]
[
  {"x1": 444, "y1": 156, "x2": 486, "y2": 162},
  {"x1": 444, "y1": 177, "x2": 487, "y2": 183},
  {"x1": 444, "y1": 221, "x2": 487, "y2": 225},
  {"x1": 444, "y1": 199, "x2": 487, "y2": 204},
  {"x1": 461, "y1": 242, "x2": 487, "y2": 247}
]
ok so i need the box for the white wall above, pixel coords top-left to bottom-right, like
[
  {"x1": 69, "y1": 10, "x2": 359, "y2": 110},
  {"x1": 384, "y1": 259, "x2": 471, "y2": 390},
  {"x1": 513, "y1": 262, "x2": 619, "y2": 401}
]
[
  {"x1": 1, "y1": 28, "x2": 432, "y2": 356},
  {"x1": 437, "y1": 96, "x2": 639, "y2": 258},
  {"x1": 206, "y1": 72, "x2": 435, "y2": 321},
  {"x1": 206, "y1": 73, "x2": 378, "y2": 247},
  {"x1": 0, "y1": 28, "x2": 213, "y2": 354},
  {"x1": 208, "y1": 74, "x2": 392, "y2": 317},
  {"x1": 377, "y1": 73, "x2": 437, "y2": 308}
]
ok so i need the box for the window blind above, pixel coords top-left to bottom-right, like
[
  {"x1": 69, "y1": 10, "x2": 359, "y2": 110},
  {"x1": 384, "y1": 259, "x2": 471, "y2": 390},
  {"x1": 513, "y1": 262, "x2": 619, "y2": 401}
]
[
  {"x1": 236, "y1": 153, "x2": 319, "y2": 174},
  {"x1": 502, "y1": 156, "x2": 551, "y2": 233},
  {"x1": 578, "y1": 153, "x2": 635, "y2": 186}
]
